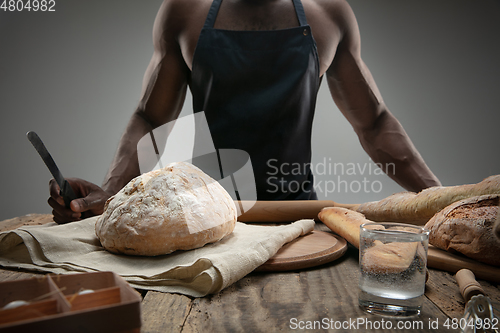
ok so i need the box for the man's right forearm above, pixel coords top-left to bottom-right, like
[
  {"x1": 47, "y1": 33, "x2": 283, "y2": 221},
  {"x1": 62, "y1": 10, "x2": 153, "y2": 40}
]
[{"x1": 101, "y1": 111, "x2": 154, "y2": 195}]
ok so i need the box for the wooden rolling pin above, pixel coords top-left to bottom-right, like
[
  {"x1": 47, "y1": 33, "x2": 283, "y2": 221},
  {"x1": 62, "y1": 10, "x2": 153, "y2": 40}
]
[
  {"x1": 236, "y1": 200, "x2": 359, "y2": 222},
  {"x1": 427, "y1": 247, "x2": 500, "y2": 284},
  {"x1": 236, "y1": 175, "x2": 500, "y2": 224}
]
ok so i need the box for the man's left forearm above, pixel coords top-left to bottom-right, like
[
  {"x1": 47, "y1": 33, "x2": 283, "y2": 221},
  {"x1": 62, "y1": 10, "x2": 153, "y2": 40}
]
[{"x1": 358, "y1": 110, "x2": 441, "y2": 192}]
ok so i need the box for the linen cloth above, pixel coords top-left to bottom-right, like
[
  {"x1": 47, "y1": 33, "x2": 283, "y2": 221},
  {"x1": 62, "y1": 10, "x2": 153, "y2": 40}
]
[{"x1": 0, "y1": 217, "x2": 314, "y2": 297}]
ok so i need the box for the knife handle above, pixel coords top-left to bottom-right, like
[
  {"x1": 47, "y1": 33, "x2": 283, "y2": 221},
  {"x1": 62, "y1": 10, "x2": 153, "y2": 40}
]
[
  {"x1": 456, "y1": 269, "x2": 485, "y2": 303},
  {"x1": 60, "y1": 179, "x2": 78, "y2": 209}
]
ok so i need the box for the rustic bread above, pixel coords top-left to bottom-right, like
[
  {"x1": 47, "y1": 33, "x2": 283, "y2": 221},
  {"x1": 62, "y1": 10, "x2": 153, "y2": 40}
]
[
  {"x1": 95, "y1": 162, "x2": 237, "y2": 256},
  {"x1": 356, "y1": 175, "x2": 500, "y2": 225},
  {"x1": 424, "y1": 194, "x2": 500, "y2": 266},
  {"x1": 494, "y1": 208, "x2": 500, "y2": 240}
]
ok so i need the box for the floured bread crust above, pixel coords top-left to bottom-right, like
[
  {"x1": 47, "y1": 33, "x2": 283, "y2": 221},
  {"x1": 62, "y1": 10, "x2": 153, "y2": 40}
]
[
  {"x1": 495, "y1": 209, "x2": 500, "y2": 240},
  {"x1": 95, "y1": 162, "x2": 237, "y2": 256},
  {"x1": 424, "y1": 194, "x2": 500, "y2": 266}
]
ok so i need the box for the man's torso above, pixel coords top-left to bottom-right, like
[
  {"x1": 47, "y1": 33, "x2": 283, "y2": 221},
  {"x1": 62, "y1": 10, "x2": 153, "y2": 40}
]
[{"x1": 171, "y1": 0, "x2": 344, "y2": 77}]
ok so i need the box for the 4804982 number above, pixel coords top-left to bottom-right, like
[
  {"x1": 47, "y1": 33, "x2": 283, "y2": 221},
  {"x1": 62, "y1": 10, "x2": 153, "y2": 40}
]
[{"x1": 1, "y1": 0, "x2": 55, "y2": 11}]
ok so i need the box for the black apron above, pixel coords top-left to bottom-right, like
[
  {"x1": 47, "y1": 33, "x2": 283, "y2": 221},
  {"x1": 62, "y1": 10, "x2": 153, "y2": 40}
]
[{"x1": 190, "y1": 0, "x2": 320, "y2": 200}]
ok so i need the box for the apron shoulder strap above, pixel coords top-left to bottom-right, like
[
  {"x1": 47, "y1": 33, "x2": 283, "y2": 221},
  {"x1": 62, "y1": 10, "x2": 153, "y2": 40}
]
[
  {"x1": 203, "y1": 0, "x2": 223, "y2": 29},
  {"x1": 203, "y1": 0, "x2": 309, "y2": 30},
  {"x1": 292, "y1": 0, "x2": 308, "y2": 26}
]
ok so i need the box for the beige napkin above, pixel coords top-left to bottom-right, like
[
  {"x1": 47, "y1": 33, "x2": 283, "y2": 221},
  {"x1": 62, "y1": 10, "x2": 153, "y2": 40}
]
[{"x1": 0, "y1": 217, "x2": 314, "y2": 297}]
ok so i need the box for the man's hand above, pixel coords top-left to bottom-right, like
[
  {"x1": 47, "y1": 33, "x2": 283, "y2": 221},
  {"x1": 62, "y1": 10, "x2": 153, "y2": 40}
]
[{"x1": 48, "y1": 178, "x2": 112, "y2": 224}]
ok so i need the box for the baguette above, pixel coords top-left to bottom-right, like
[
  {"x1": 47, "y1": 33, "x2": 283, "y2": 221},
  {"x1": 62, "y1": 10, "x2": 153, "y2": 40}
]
[
  {"x1": 318, "y1": 207, "x2": 370, "y2": 248},
  {"x1": 361, "y1": 241, "x2": 419, "y2": 274},
  {"x1": 319, "y1": 207, "x2": 419, "y2": 273},
  {"x1": 356, "y1": 175, "x2": 500, "y2": 225}
]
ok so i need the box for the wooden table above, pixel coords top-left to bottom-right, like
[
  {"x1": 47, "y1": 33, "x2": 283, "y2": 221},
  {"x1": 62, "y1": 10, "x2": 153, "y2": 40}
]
[{"x1": 1, "y1": 214, "x2": 499, "y2": 333}]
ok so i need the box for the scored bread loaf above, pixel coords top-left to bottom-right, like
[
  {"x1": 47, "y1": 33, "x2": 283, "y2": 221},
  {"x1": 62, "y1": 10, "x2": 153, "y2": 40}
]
[
  {"x1": 95, "y1": 162, "x2": 237, "y2": 256},
  {"x1": 356, "y1": 175, "x2": 500, "y2": 225},
  {"x1": 424, "y1": 194, "x2": 500, "y2": 266},
  {"x1": 494, "y1": 207, "x2": 500, "y2": 241}
]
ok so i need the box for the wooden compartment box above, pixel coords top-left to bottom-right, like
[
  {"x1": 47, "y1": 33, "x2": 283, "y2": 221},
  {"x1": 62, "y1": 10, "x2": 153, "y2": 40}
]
[{"x1": 0, "y1": 271, "x2": 141, "y2": 333}]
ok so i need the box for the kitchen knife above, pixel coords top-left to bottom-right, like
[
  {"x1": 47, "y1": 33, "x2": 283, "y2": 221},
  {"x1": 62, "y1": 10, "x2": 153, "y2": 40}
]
[{"x1": 26, "y1": 131, "x2": 78, "y2": 208}]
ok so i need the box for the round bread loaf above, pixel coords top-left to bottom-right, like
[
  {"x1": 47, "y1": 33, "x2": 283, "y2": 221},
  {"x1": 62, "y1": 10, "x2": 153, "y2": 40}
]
[
  {"x1": 495, "y1": 209, "x2": 500, "y2": 240},
  {"x1": 424, "y1": 194, "x2": 500, "y2": 266},
  {"x1": 95, "y1": 162, "x2": 237, "y2": 256}
]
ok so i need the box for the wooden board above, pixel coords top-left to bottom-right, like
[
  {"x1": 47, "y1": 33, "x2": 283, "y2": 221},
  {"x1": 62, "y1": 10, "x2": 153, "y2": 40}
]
[
  {"x1": 427, "y1": 246, "x2": 500, "y2": 283},
  {"x1": 255, "y1": 231, "x2": 347, "y2": 272}
]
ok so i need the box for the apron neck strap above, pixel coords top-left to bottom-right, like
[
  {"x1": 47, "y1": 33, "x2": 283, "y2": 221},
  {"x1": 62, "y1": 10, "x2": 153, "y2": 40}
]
[
  {"x1": 204, "y1": 0, "x2": 222, "y2": 29},
  {"x1": 292, "y1": 0, "x2": 308, "y2": 26},
  {"x1": 203, "y1": 0, "x2": 309, "y2": 29}
]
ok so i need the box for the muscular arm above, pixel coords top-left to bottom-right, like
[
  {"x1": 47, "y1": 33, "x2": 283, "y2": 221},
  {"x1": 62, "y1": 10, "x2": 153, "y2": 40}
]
[
  {"x1": 48, "y1": 1, "x2": 190, "y2": 223},
  {"x1": 102, "y1": 0, "x2": 190, "y2": 195},
  {"x1": 325, "y1": 1, "x2": 441, "y2": 192}
]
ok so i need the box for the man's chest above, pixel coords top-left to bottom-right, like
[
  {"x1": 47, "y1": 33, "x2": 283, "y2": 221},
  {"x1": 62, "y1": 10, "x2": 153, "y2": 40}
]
[{"x1": 178, "y1": 0, "x2": 341, "y2": 77}]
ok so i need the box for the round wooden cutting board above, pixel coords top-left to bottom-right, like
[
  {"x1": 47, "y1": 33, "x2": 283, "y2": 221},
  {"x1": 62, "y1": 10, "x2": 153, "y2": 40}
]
[{"x1": 255, "y1": 231, "x2": 348, "y2": 272}]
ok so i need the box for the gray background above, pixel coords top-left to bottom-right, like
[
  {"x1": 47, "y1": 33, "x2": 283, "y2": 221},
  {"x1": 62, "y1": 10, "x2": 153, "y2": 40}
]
[{"x1": 0, "y1": 0, "x2": 499, "y2": 221}]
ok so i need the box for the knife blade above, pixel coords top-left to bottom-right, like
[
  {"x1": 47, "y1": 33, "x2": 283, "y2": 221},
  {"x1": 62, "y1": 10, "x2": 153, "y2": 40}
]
[{"x1": 26, "y1": 131, "x2": 78, "y2": 208}]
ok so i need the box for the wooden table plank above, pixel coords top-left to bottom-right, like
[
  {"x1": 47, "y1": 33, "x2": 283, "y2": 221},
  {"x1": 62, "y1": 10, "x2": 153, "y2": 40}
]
[
  {"x1": 0, "y1": 269, "x2": 41, "y2": 282},
  {"x1": 1, "y1": 214, "x2": 499, "y2": 333},
  {"x1": 180, "y1": 247, "x2": 460, "y2": 333},
  {"x1": 425, "y1": 270, "x2": 467, "y2": 319},
  {"x1": 425, "y1": 260, "x2": 500, "y2": 320},
  {"x1": 183, "y1": 273, "x2": 308, "y2": 332},
  {"x1": 0, "y1": 214, "x2": 54, "y2": 232},
  {"x1": 141, "y1": 292, "x2": 193, "y2": 333}
]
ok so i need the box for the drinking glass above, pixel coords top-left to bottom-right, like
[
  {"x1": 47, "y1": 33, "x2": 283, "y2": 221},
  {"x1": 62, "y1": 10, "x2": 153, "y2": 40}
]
[{"x1": 358, "y1": 222, "x2": 430, "y2": 317}]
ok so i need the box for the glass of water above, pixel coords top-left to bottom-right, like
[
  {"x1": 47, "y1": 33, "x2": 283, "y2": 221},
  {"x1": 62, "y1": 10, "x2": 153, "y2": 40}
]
[{"x1": 358, "y1": 222, "x2": 430, "y2": 317}]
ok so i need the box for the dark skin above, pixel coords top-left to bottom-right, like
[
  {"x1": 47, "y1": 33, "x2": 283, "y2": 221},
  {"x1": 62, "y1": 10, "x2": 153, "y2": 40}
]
[{"x1": 49, "y1": 0, "x2": 441, "y2": 223}]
